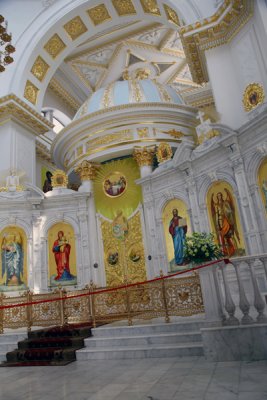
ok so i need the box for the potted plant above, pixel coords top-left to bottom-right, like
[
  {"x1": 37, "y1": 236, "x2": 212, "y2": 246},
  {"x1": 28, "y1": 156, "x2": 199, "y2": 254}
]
[{"x1": 184, "y1": 232, "x2": 223, "y2": 266}]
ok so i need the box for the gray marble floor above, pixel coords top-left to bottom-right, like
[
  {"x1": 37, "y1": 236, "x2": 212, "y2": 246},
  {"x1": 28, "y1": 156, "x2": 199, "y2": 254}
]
[{"x1": 0, "y1": 357, "x2": 267, "y2": 400}]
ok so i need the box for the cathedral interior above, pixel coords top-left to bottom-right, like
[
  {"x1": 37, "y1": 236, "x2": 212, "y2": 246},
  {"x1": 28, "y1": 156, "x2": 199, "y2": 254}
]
[{"x1": 0, "y1": 0, "x2": 267, "y2": 398}]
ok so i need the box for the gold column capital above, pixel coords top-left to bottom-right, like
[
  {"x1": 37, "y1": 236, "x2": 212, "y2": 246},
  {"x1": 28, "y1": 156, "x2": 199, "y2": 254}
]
[
  {"x1": 133, "y1": 146, "x2": 156, "y2": 167},
  {"x1": 75, "y1": 160, "x2": 100, "y2": 181}
]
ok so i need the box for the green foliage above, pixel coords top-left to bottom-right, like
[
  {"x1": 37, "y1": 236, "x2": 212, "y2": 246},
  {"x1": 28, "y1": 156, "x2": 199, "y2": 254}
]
[{"x1": 184, "y1": 232, "x2": 223, "y2": 264}]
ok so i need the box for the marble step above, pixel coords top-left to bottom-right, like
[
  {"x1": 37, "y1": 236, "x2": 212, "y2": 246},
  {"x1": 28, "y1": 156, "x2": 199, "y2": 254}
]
[
  {"x1": 92, "y1": 321, "x2": 205, "y2": 337},
  {"x1": 85, "y1": 331, "x2": 201, "y2": 347},
  {"x1": 76, "y1": 342, "x2": 204, "y2": 360}
]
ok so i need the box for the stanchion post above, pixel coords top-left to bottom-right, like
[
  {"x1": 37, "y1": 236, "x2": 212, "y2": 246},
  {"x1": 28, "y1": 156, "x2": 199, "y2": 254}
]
[
  {"x1": 26, "y1": 290, "x2": 33, "y2": 332},
  {"x1": 124, "y1": 278, "x2": 133, "y2": 326},
  {"x1": 160, "y1": 270, "x2": 170, "y2": 323},
  {"x1": 0, "y1": 293, "x2": 4, "y2": 334},
  {"x1": 89, "y1": 281, "x2": 96, "y2": 328}
]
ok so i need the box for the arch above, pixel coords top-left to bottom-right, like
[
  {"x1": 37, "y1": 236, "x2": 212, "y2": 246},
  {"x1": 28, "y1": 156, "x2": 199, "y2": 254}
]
[
  {"x1": 4, "y1": 0, "x2": 215, "y2": 110},
  {"x1": 0, "y1": 218, "x2": 32, "y2": 239},
  {"x1": 246, "y1": 152, "x2": 267, "y2": 188},
  {"x1": 40, "y1": 214, "x2": 80, "y2": 238},
  {"x1": 156, "y1": 189, "x2": 190, "y2": 217}
]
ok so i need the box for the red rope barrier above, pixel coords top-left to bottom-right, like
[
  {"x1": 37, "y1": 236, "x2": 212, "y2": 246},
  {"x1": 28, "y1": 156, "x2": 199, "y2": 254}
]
[{"x1": 0, "y1": 258, "x2": 228, "y2": 310}]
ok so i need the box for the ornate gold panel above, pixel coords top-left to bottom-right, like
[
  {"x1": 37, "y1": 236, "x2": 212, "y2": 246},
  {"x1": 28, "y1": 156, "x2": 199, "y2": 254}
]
[
  {"x1": 87, "y1": 130, "x2": 133, "y2": 149},
  {"x1": 31, "y1": 56, "x2": 50, "y2": 82},
  {"x1": 163, "y1": 4, "x2": 180, "y2": 25},
  {"x1": 63, "y1": 16, "x2": 88, "y2": 40},
  {"x1": 112, "y1": 0, "x2": 136, "y2": 16},
  {"x1": 24, "y1": 80, "x2": 39, "y2": 105},
  {"x1": 44, "y1": 34, "x2": 66, "y2": 59},
  {"x1": 137, "y1": 127, "x2": 149, "y2": 138},
  {"x1": 87, "y1": 4, "x2": 112, "y2": 26},
  {"x1": 101, "y1": 211, "x2": 147, "y2": 287},
  {"x1": 140, "y1": 0, "x2": 161, "y2": 16},
  {"x1": 242, "y1": 83, "x2": 265, "y2": 112}
]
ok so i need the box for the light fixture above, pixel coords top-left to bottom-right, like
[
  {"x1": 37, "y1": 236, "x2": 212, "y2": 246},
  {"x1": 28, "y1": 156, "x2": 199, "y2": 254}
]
[{"x1": 0, "y1": 15, "x2": 15, "y2": 72}]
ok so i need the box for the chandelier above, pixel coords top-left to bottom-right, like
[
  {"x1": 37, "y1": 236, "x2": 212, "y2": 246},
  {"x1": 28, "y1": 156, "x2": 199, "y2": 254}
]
[{"x1": 0, "y1": 15, "x2": 15, "y2": 72}]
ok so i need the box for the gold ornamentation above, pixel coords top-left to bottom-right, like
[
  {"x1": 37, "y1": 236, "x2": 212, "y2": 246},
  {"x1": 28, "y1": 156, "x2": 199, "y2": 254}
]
[
  {"x1": 87, "y1": 4, "x2": 111, "y2": 26},
  {"x1": 101, "y1": 211, "x2": 147, "y2": 286},
  {"x1": 77, "y1": 145, "x2": 83, "y2": 156},
  {"x1": 180, "y1": 0, "x2": 254, "y2": 84},
  {"x1": 51, "y1": 169, "x2": 68, "y2": 188},
  {"x1": 75, "y1": 160, "x2": 100, "y2": 181},
  {"x1": 48, "y1": 78, "x2": 80, "y2": 112},
  {"x1": 140, "y1": 0, "x2": 161, "y2": 16},
  {"x1": 163, "y1": 4, "x2": 180, "y2": 25},
  {"x1": 137, "y1": 127, "x2": 149, "y2": 138},
  {"x1": 31, "y1": 56, "x2": 50, "y2": 82},
  {"x1": 112, "y1": 0, "x2": 136, "y2": 16},
  {"x1": 0, "y1": 94, "x2": 53, "y2": 135},
  {"x1": 162, "y1": 129, "x2": 185, "y2": 139},
  {"x1": 44, "y1": 34, "x2": 66, "y2": 59},
  {"x1": 130, "y1": 79, "x2": 143, "y2": 102},
  {"x1": 87, "y1": 130, "x2": 133, "y2": 149},
  {"x1": 102, "y1": 82, "x2": 114, "y2": 109},
  {"x1": 157, "y1": 142, "x2": 172, "y2": 163},
  {"x1": 134, "y1": 68, "x2": 151, "y2": 80},
  {"x1": 153, "y1": 81, "x2": 171, "y2": 102},
  {"x1": 198, "y1": 129, "x2": 220, "y2": 145},
  {"x1": 24, "y1": 80, "x2": 39, "y2": 105},
  {"x1": 242, "y1": 83, "x2": 265, "y2": 112},
  {"x1": 63, "y1": 16, "x2": 88, "y2": 40},
  {"x1": 133, "y1": 146, "x2": 156, "y2": 166}
]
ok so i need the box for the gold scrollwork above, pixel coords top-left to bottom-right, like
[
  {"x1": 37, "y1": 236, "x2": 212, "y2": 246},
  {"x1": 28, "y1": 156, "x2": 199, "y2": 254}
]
[
  {"x1": 44, "y1": 34, "x2": 66, "y2": 59},
  {"x1": 51, "y1": 169, "x2": 68, "y2": 188},
  {"x1": 242, "y1": 83, "x2": 265, "y2": 112},
  {"x1": 24, "y1": 80, "x2": 39, "y2": 105},
  {"x1": 112, "y1": 0, "x2": 136, "y2": 16},
  {"x1": 140, "y1": 0, "x2": 161, "y2": 16},
  {"x1": 31, "y1": 56, "x2": 50, "y2": 82},
  {"x1": 75, "y1": 160, "x2": 100, "y2": 181},
  {"x1": 133, "y1": 145, "x2": 156, "y2": 166},
  {"x1": 163, "y1": 4, "x2": 180, "y2": 25},
  {"x1": 156, "y1": 142, "x2": 172, "y2": 163},
  {"x1": 63, "y1": 16, "x2": 88, "y2": 40},
  {"x1": 87, "y1": 4, "x2": 112, "y2": 26}
]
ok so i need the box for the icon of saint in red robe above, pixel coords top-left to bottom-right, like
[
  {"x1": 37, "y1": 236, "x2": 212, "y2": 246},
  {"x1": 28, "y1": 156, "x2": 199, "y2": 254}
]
[{"x1": 52, "y1": 231, "x2": 74, "y2": 281}]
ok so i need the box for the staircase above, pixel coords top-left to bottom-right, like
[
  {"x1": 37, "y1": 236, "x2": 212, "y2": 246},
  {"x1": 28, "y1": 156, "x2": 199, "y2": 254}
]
[
  {"x1": 76, "y1": 320, "x2": 205, "y2": 360},
  {"x1": 0, "y1": 332, "x2": 28, "y2": 362},
  {"x1": 1, "y1": 324, "x2": 92, "y2": 366}
]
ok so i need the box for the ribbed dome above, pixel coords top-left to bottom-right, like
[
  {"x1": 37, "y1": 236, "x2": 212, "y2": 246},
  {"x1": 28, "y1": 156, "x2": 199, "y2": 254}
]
[{"x1": 74, "y1": 79, "x2": 184, "y2": 120}]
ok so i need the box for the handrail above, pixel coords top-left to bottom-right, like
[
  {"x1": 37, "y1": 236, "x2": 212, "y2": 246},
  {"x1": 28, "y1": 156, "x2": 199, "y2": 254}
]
[{"x1": 0, "y1": 258, "x2": 227, "y2": 311}]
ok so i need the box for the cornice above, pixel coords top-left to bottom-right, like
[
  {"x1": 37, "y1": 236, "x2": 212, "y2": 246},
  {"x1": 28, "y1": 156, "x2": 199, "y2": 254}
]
[
  {"x1": 0, "y1": 94, "x2": 53, "y2": 135},
  {"x1": 179, "y1": 0, "x2": 254, "y2": 84},
  {"x1": 48, "y1": 78, "x2": 81, "y2": 111}
]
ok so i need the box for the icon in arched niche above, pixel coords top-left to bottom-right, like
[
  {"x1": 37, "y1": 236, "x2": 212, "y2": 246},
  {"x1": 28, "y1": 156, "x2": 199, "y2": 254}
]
[
  {"x1": 258, "y1": 158, "x2": 267, "y2": 216},
  {"x1": 0, "y1": 226, "x2": 27, "y2": 292},
  {"x1": 207, "y1": 181, "x2": 246, "y2": 257},
  {"x1": 103, "y1": 172, "x2": 127, "y2": 197},
  {"x1": 48, "y1": 222, "x2": 77, "y2": 287},
  {"x1": 162, "y1": 199, "x2": 191, "y2": 272}
]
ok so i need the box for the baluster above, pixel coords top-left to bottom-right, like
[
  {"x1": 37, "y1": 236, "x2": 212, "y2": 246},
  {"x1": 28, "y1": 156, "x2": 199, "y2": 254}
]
[
  {"x1": 249, "y1": 260, "x2": 267, "y2": 323},
  {"x1": 212, "y1": 265, "x2": 227, "y2": 324},
  {"x1": 231, "y1": 261, "x2": 254, "y2": 324},
  {"x1": 220, "y1": 263, "x2": 239, "y2": 325},
  {"x1": 260, "y1": 257, "x2": 267, "y2": 282}
]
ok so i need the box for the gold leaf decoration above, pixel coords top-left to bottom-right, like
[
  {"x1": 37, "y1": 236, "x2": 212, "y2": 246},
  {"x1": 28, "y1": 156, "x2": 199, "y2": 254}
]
[
  {"x1": 31, "y1": 56, "x2": 50, "y2": 82},
  {"x1": 24, "y1": 80, "x2": 39, "y2": 105},
  {"x1": 140, "y1": 0, "x2": 161, "y2": 16},
  {"x1": 87, "y1": 4, "x2": 112, "y2": 26},
  {"x1": 242, "y1": 82, "x2": 265, "y2": 112},
  {"x1": 44, "y1": 34, "x2": 66, "y2": 59},
  {"x1": 112, "y1": 0, "x2": 136, "y2": 16},
  {"x1": 63, "y1": 16, "x2": 88, "y2": 40}
]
